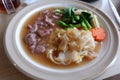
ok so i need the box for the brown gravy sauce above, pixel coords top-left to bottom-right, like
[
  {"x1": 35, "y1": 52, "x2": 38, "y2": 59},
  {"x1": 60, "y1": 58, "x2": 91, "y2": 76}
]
[{"x1": 20, "y1": 8, "x2": 101, "y2": 69}]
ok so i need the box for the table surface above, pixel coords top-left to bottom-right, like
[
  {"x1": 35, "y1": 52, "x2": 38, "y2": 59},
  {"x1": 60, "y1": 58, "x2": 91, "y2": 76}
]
[{"x1": 0, "y1": 0, "x2": 120, "y2": 80}]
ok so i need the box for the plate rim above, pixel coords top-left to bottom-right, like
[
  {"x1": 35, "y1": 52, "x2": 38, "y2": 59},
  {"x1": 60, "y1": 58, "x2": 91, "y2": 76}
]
[{"x1": 4, "y1": 0, "x2": 119, "y2": 80}]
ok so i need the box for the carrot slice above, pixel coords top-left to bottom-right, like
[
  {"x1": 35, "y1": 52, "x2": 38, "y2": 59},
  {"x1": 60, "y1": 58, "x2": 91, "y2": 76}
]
[{"x1": 90, "y1": 28, "x2": 106, "y2": 42}]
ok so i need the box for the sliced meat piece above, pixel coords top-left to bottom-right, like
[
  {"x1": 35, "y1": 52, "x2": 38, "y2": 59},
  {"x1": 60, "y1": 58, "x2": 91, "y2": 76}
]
[
  {"x1": 42, "y1": 10, "x2": 49, "y2": 15},
  {"x1": 24, "y1": 33, "x2": 37, "y2": 45},
  {"x1": 45, "y1": 15, "x2": 55, "y2": 26},
  {"x1": 37, "y1": 29, "x2": 53, "y2": 37},
  {"x1": 35, "y1": 45, "x2": 46, "y2": 53},
  {"x1": 28, "y1": 24, "x2": 38, "y2": 33},
  {"x1": 30, "y1": 45, "x2": 36, "y2": 53}
]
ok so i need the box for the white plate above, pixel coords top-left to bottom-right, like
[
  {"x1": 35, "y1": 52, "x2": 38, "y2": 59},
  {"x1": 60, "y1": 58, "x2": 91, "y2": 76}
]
[{"x1": 4, "y1": 0, "x2": 119, "y2": 80}]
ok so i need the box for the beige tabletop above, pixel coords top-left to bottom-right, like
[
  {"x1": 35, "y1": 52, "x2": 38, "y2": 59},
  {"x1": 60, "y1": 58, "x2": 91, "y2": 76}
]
[
  {"x1": 0, "y1": 0, "x2": 120, "y2": 80},
  {"x1": 0, "y1": 13, "x2": 32, "y2": 80}
]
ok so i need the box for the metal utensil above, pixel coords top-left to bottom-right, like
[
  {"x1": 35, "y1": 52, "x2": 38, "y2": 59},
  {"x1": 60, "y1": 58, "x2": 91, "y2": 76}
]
[
  {"x1": 2, "y1": 0, "x2": 16, "y2": 14},
  {"x1": 81, "y1": 0, "x2": 99, "y2": 3},
  {"x1": 109, "y1": 0, "x2": 120, "y2": 25}
]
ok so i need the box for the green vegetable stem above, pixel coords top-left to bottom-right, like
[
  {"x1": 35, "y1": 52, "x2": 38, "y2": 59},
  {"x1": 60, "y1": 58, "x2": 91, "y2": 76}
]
[{"x1": 57, "y1": 7, "x2": 94, "y2": 30}]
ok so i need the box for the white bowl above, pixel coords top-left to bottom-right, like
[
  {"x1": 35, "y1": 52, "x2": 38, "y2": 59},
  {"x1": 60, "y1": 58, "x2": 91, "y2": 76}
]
[{"x1": 4, "y1": 0, "x2": 119, "y2": 80}]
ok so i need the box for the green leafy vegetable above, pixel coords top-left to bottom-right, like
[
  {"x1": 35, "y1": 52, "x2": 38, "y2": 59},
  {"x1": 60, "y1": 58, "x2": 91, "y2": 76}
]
[
  {"x1": 81, "y1": 21, "x2": 88, "y2": 30},
  {"x1": 58, "y1": 21, "x2": 68, "y2": 28},
  {"x1": 81, "y1": 13, "x2": 92, "y2": 29},
  {"x1": 56, "y1": 7, "x2": 94, "y2": 30}
]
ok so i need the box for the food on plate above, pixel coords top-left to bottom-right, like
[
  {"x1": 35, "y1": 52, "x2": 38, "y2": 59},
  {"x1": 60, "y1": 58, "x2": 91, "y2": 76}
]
[
  {"x1": 21, "y1": 7, "x2": 106, "y2": 68},
  {"x1": 91, "y1": 28, "x2": 106, "y2": 42}
]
